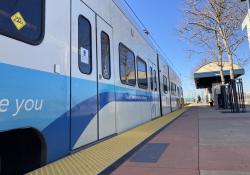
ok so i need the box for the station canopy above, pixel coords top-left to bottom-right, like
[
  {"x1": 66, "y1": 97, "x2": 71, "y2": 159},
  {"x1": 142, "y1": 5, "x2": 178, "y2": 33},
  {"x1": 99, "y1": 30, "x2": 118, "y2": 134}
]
[{"x1": 194, "y1": 61, "x2": 245, "y2": 89}]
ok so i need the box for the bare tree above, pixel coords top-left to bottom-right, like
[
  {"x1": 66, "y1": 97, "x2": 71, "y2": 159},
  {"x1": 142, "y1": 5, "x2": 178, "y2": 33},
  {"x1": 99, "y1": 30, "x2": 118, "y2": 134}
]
[
  {"x1": 180, "y1": 0, "x2": 247, "y2": 80},
  {"x1": 200, "y1": 31, "x2": 226, "y2": 84},
  {"x1": 208, "y1": 0, "x2": 247, "y2": 79},
  {"x1": 180, "y1": 17, "x2": 226, "y2": 84}
]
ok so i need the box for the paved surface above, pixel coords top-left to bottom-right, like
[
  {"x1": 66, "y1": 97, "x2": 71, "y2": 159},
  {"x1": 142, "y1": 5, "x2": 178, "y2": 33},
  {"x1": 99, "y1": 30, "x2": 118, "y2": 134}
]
[
  {"x1": 28, "y1": 109, "x2": 186, "y2": 175},
  {"x1": 112, "y1": 106, "x2": 250, "y2": 175},
  {"x1": 199, "y1": 106, "x2": 250, "y2": 175}
]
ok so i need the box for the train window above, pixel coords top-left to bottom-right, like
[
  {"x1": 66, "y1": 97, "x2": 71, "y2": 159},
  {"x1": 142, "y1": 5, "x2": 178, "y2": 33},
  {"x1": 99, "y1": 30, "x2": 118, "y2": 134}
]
[
  {"x1": 154, "y1": 70, "x2": 157, "y2": 91},
  {"x1": 0, "y1": 0, "x2": 45, "y2": 45},
  {"x1": 174, "y1": 84, "x2": 176, "y2": 95},
  {"x1": 171, "y1": 82, "x2": 174, "y2": 95},
  {"x1": 175, "y1": 84, "x2": 177, "y2": 95},
  {"x1": 174, "y1": 84, "x2": 177, "y2": 95},
  {"x1": 119, "y1": 43, "x2": 136, "y2": 86},
  {"x1": 150, "y1": 67, "x2": 153, "y2": 91},
  {"x1": 173, "y1": 84, "x2": 175, "y2": 95},
  {"x1": 163, "y1": 75, "x2": 168, "y2": 94},
  {"x1": 101, "y1": 31, "x2": 111, "y2": 79},
  {"x1": 137, "y1": 57, "x2": 148, "y2": 89},
  {"x1": 78, "y1": 15, "x2": 92, "y2": 74}
]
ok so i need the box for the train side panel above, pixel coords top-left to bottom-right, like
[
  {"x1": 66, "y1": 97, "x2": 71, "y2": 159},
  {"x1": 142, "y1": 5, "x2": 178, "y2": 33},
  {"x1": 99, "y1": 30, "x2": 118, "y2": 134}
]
[
  {"x1": 0, "y1": 0, "x2": 71, "y2": 163},
  {"x1": 158, "y1": 57, "x2": 172, "y2": 115},
  {"x1": 111, "y1": 2, "x2": 159, "y2": 132},
  {"x1": 0, "y1": 0, "x2": 182, "y2": 174}
]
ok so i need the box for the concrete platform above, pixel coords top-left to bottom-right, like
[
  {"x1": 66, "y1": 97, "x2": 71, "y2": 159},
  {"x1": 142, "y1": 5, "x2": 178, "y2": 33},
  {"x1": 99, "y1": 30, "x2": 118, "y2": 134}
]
[
  {"x1": 199, "y1": 106, "x2": 250, "y2": 175},
  {"x1": 112, "y1": 106, "x2": 250, "y2": 175},
  {"x1": 28, "y1": 109, "x2": 186, "y2": 175}
]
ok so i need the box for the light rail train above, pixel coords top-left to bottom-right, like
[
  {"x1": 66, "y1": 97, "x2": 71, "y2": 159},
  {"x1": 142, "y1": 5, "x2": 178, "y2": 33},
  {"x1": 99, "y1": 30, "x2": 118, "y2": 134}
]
[{"x1": 0, "y1": 0, "x2": 183, "y2": 174}]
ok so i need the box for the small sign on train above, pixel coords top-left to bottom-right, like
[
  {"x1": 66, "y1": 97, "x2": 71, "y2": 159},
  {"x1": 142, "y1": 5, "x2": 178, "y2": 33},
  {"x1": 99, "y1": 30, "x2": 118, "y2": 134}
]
[
  {"x1": 11, "y1": 12, "x2": 27, "y2": 30},
  {"x1": 80, "y1": 47, "x2": 89, "y2": 64}
]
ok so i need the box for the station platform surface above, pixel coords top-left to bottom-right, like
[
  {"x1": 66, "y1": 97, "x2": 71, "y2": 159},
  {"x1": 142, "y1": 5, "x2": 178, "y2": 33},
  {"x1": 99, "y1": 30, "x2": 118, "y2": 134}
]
[
  {"x1": 28, "y1": 108, "x2": 186, "y2": 175},
  {"x1": 112, "y1": 105, "x2": 250, "y2": 175}
]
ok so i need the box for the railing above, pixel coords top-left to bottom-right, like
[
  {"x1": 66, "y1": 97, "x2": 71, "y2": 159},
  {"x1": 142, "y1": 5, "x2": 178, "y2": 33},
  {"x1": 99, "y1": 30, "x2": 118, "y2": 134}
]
[{"x1": 221, "y1": 79, "x2": 246, "y2": 113}]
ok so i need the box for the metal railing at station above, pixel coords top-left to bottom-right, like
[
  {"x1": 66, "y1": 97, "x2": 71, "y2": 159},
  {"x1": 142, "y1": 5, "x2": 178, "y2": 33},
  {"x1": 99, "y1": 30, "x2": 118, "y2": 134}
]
[{"x1": 220, "y1": 79, "x2": 246, "y2": 113}]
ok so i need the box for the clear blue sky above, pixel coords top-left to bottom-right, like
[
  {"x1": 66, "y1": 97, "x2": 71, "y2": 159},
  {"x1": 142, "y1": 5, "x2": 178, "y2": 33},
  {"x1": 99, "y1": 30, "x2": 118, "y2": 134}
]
[{"x1": 126, "y1": 0, "x2": 250, "y2": 98}]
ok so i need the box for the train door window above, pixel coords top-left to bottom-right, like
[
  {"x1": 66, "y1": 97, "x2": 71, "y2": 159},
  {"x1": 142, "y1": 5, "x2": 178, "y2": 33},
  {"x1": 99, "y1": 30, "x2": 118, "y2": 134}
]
[
  {"x1": 171, "y1": 82, "x2": 174, "y2": 95},
  {"x1": 150, "y1": 67, "x2": 153, "y2": 91},
  {"x1": 174, "y1": 84, "x2": 177, "y2": 95},
  {"x1": 78, "y1": 15, "x2": 92, "y2": 74},
  {"x1": 101, "y1": 31, "x2": 111, "y2": 79},
  {"x1": 154, "y1": 70, "x2": 157, "y2": 91},
  {"x1": 119, "y1": 43, "x2": 136, "y2": 86},
  {"x1": 0, "y1": 0, "x2": 45, "y2": 45},
  {"x1": 175, "y1": 84, "x2": 177, "y2": 95},
  {"x1": 163, "y1": 75, "x2": 168, "y2": 94},
  {"x1": 173, "y1": 83, "x2": 175, "y2": 95},
  {"x1": 137, "y1": 57, "x2": 148, "y2": 89}
]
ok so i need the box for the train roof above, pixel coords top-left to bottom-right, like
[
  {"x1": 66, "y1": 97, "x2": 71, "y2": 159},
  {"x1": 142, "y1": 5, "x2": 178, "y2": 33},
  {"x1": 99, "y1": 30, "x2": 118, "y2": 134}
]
[{"x1": 112, "y1": 0, "x2": 157, "y2": 51}]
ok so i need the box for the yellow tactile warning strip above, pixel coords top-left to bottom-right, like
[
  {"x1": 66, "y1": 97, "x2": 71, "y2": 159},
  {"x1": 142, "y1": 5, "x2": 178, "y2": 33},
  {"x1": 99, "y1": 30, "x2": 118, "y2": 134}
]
[{"x1": 28, "y1": 108, "x2": 187, "y2": 175}]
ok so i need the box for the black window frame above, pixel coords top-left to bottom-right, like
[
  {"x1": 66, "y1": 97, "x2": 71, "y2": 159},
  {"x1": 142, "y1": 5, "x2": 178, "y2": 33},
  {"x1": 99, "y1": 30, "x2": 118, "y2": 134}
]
[
  {"x1": 119, "y1": 43, "x2": 136, "y2": 86},
  {"x1": 136, "y1": 56, "x2": 148, "y2": 89},
  {"x1": 163, "y1": 75, "x2": 168, "y2": 94},
  {"x1": 78, "y1": 15, "x2": 92, "y2": 75},
  {"x1": 0, "y1": 0, "x2": 46, "y2": 45},
  {"x1": 101, "y1": 31, "x2": 111, "y2": 80}
]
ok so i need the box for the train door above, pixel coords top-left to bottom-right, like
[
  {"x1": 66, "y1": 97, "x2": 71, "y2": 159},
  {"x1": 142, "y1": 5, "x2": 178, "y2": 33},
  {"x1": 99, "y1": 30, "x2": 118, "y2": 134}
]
[
  {"x1": 96, "y1": 16, "x2": 117, "y2": 139},
  {"x1": 70, "y1": 1, "x2": 98, "y2": 149},
  {"x1": 149, "y1": 63, "x2": 158, "y2": 119}
]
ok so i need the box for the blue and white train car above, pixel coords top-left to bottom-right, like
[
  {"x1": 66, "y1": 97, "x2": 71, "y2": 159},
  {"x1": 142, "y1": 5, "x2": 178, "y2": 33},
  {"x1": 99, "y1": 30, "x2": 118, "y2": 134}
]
[
  {"x1": 169, "y1": 66, "x2": 182, "y2": 111},
  {"x1": 158, "y1": 56, "x2": 172, "y2": 115},
  {"x1": 0, "y1": 0, "x2": 182, "y2": 174}
]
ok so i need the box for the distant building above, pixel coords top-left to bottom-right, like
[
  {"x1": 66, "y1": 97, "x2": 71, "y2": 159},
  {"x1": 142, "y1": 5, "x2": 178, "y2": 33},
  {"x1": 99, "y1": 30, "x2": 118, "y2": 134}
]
[
  {"x1": 194, "y1": 61, "x2": 245, "y2": 107},
  {"x1": 246, "y1": 92, "x2": 250, "y2": 104}
]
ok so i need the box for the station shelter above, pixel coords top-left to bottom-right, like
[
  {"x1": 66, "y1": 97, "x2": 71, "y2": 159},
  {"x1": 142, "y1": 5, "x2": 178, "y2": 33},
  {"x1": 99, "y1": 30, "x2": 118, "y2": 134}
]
[{"x1": 194, "y1": 62, "x2": 245, "y2": 107}]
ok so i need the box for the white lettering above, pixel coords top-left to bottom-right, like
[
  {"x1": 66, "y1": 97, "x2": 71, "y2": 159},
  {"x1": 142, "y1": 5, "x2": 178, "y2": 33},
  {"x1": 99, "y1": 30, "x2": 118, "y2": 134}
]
[
  {"x1": 0, "y1": 99, "x2": 9, "y2": 112},
  {"x1": 34, "y1": 99, "x2": 43, "y2": 111},
  {"x1": 0, "y1": 98, "x2": 44, "y2": 117},
  {"x1": 24, "y1": 99, "x2": 34, "y2": 111},
  {"x1": 12, "y1": 99, "x2": 25, "y2": 117}
]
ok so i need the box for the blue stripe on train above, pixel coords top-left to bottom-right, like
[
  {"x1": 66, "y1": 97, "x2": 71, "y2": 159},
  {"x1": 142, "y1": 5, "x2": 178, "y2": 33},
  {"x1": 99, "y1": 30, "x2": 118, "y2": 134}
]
[
  {"x1": 0, "y1": 63, "x2": 71, "y2": 162},
  {"x1": 44, "y1": 88, "x2": 153, "y2": 161},
  {"x1": 0, "y1": 63, "x2": 156, "y2": 163}
]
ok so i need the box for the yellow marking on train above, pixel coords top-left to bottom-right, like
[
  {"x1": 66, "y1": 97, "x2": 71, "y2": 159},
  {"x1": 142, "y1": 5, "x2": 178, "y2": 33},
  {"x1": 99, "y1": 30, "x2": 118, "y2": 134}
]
[
  {"x1": 28, "y1": 108, "x2": 187, "y2": 175},
  {"x1": 11, "y1": 12, "x2": 26, "y2": 30}
]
